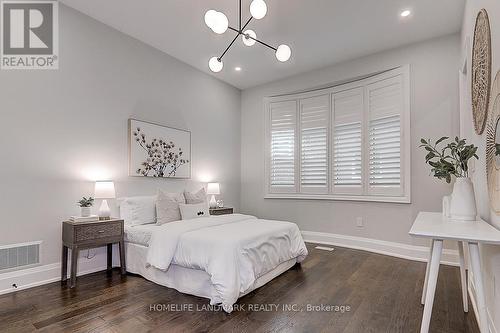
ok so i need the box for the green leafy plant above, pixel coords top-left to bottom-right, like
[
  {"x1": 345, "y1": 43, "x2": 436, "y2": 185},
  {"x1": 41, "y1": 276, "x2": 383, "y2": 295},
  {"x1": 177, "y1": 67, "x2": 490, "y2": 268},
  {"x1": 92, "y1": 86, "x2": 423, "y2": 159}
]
[
  {"x1": 77, "y1": 197, "x2": 94, "y2": 208},
  {"x1": 420, "y1": 136, "x2": 478, "y2": 183}
]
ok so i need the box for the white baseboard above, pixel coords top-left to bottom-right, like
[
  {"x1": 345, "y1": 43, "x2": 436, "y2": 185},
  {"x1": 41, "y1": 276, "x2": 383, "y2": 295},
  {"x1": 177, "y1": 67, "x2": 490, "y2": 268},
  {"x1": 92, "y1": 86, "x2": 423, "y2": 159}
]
[
  {"x1": 302, "y1": 230, "x2": 460, "y2": 266},
  {"x1": 487, "y1": 309, "x2": 497, "y2": 333},
  {"x1": 0, "y1": 247, "x2": 120, "y2": 295},
  {"x1": 468, "y1": 271, "x2": 497, "y2": 333}
]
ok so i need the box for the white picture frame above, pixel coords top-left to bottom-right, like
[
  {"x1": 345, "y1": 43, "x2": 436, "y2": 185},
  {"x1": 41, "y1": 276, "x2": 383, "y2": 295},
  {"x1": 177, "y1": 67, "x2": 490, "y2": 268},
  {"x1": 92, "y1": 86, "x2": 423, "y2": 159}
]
[{"x1": 128, "y1": 118, "x2": 191, "y2": 179}]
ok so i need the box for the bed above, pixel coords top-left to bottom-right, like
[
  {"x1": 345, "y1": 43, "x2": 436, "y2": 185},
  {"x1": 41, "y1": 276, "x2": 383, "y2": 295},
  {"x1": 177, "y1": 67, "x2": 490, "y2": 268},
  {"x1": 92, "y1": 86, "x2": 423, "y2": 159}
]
[{"x1": 123, "y1": 213, "x2": 308, "y2": 312}]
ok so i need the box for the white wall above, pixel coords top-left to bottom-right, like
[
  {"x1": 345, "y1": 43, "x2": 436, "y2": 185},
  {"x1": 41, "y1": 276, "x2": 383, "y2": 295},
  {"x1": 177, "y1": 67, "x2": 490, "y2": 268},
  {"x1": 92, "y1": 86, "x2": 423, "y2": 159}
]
[
  {"x1": 461, "y1": 1, "x2": 500, "y2": 331},
  {"x1": 0, "y1": 4, "x2": 241, "y2": 280},
  {"x1": 241, "y1": 34, "x2": 460, "y2": 249}
]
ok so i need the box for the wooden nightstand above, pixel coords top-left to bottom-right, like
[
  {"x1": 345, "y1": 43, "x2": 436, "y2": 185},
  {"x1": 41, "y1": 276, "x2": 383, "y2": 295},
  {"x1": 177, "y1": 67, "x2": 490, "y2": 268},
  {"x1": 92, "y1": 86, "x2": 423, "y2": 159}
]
[
  {"x1": 61, "y1": 219, "x2": 126, "y2": 288},
  {"x1": 209, "y1": 207, "x2": 233, "y2": 215}
]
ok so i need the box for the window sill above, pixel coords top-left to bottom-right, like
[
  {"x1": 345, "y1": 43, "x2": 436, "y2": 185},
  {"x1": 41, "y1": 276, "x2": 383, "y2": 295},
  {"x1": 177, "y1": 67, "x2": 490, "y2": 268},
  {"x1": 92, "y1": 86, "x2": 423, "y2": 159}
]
[{"x1": 264, "y1": 193, "x2": 411, "y2": 204}]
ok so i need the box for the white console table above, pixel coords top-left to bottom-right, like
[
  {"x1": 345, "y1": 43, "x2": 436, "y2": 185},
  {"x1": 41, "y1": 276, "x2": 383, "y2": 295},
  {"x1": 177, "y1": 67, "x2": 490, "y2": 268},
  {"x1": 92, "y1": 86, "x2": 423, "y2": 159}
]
[{"x1": 409, "y1": 212, "x2": 500, "y2": 333}]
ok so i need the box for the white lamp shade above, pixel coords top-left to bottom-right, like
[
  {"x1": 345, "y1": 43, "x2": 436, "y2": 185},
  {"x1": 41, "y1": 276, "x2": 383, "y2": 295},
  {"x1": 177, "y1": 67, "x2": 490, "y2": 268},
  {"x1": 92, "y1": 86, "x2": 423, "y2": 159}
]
[
  {"x1": 250, "y1": 0, "x2": 267, "y2": 19},
  {"x1": 275, "y1": 44, "x2": 291, "y2": 62},
  {"x1": 94, "y1": 181, "x2": 116, "y2": 199},
  {"x1": 204, "y1": 10, "x2": 217, "y2": 28},
  {"x1": 209, "y1": 57, "x2": 223, "y2": 72},
  {"x1": 205, "y1": 10, "x2": 228, "y2": 34},
  {"x1": 212, "y1": 11, "x2": 228, "y2": 34},
  {"x1": 242, "y1": 29, "x2": 257, "y2": 46},
  {"x1": 207, "y1": 183, "x2": 220, "y2": 195}
]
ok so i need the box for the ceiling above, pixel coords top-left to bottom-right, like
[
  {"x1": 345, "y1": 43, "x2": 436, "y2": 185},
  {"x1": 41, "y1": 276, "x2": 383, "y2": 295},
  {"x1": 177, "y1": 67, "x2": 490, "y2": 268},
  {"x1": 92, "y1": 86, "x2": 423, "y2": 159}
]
[{"x1": 60, "y1": 0, "x2": 465, "y2": 89}]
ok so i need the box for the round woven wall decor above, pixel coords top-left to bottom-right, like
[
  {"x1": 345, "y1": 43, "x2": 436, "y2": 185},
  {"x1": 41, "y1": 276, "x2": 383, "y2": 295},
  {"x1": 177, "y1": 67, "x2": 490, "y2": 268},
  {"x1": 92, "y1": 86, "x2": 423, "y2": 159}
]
[
  {"x1": 471, "y1": 9, "x2": 492, "y2": 135},
  {"x1": 486, "y1": 71, "x2": 500, "y2": 214}
]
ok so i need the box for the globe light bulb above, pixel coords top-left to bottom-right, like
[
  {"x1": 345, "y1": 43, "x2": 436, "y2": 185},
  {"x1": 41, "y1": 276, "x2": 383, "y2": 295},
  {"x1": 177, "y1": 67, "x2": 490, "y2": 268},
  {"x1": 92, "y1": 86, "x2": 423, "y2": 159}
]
[
  {"x1": 275, "y1": 44, "x2": 291, "y2": 62},
  {"x1": 204, "y1": 10, "x2": 217, "y2": 29},
  {"x1": 242, "y1": 29, "x2": 257, "y2": 46},
  {"x1": 208, "y1": 57, "x2": 223, "y2": 72},
  {"x1": 211, "y1": 11, "x2": 228, "y2": 34},
  {"x1": 250, "y1": 0, "x2": 267, "y2": 20}
]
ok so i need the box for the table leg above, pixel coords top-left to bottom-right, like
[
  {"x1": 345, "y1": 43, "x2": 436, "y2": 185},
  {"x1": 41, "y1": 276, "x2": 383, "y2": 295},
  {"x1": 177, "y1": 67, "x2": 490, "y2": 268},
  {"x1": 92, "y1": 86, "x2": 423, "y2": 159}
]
[
  {"x1": 468, "y1": 242, "x2": 488, "y2": 333},
  {"x1": 70, "y1": 247, "x2": 79, "y2": 288},
  {"x1": 420, "y1": 239, "x2": 443, "y2": 333},
  {"x1": 458, "y1": 241, "x2": 468, "y2": 312},
  {"x1": 421, "y1": 239, "x2": 435, "y2": 305},
  {"x1": 107, "y1": 243, "x2": 113, "y2": 271},
  {"x1": 61, "y1": 245, "x2": 68, "y2": 283},
  {"x1": 119, "y1": 240, "x2": 126, "y2": 275}
]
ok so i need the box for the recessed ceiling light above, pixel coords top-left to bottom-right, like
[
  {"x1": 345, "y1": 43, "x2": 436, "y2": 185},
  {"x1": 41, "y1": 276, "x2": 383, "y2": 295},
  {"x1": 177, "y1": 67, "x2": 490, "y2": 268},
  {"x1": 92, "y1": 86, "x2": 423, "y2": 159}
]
[
  {"x1": 400, "y1": 10, "x2": 411, "y2": 17},
  {"x1": 235, "y1": 67, "x2": 242, "y2": 71}
]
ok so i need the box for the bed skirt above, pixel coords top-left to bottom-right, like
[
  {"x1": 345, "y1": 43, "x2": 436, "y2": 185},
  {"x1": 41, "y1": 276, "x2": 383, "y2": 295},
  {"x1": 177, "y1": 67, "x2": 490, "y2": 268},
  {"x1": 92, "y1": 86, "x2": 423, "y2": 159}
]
[{"x1": 125, "y1": 242, "x2": 299, "y2": 305}]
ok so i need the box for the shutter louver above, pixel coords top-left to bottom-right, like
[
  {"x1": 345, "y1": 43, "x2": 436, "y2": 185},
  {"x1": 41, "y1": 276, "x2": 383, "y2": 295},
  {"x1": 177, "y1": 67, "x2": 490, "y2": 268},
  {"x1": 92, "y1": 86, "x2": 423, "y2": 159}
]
[
  {"x1": 270, "y1": 101, "x2": 297, "y2": 192},
  {"x1": 367, "y1": 76, "x2": 403, "y2": 194},
  {"x1": 332, "y1": 88, "x2": 364, "y2": 194},
  {"x1": 369, "y1": 115, "x2": 401, "y2": 186},
  {"x1": 333, "y1": 122, "x2": 362, "y2": 185},
  {"x1": 300, "y1": 95, "x2": 329, "y2": 192}
]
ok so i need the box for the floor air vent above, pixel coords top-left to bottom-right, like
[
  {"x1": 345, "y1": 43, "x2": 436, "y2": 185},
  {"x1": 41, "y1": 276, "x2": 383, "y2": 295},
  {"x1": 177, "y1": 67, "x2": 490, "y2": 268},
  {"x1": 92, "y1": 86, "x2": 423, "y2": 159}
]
[{"x1": 0, "y1": 242, "x2": 40, "y2": 271}]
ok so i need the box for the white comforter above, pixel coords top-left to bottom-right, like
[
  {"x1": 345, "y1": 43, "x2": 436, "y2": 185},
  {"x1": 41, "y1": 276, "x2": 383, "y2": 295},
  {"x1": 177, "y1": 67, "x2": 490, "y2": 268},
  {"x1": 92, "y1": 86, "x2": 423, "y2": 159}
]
[{"x1": 146, "y1": 214, "x2": 308, "y2": 312}]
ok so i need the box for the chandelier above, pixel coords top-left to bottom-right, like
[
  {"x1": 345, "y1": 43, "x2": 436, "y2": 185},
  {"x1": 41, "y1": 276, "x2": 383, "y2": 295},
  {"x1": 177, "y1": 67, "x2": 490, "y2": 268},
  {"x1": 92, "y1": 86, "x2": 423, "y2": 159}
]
[{"x1": 204, "y1": 0, "x2": 291, "y2": 72}]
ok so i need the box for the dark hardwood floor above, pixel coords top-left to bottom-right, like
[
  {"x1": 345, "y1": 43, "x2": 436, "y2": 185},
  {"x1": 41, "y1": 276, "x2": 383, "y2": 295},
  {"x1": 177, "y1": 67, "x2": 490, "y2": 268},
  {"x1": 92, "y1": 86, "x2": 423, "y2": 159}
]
[{"x1": 0, "y1": 244, "x2": 479, "y2": 333}]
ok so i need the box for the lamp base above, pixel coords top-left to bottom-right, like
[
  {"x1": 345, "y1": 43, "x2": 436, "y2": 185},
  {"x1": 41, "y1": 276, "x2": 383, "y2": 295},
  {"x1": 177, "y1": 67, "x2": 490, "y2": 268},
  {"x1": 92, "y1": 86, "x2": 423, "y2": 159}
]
[
  {"x1": 98, "y1": 199, "x2": 111, "y2": 220},
  {"x1": 209, "y1": 195, "x2": 218, "y2": 209}
]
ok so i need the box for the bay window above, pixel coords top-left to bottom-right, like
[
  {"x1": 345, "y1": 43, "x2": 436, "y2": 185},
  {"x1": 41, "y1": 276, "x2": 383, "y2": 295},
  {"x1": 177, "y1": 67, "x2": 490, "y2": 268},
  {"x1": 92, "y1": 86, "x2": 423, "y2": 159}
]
[{"x1": 265, "y1": 66, "x2": 410, "y2": 203}]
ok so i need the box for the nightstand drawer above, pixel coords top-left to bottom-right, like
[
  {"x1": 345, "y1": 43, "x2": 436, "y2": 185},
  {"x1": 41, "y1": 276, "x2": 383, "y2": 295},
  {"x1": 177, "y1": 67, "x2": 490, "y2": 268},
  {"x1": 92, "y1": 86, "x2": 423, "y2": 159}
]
[
  {"x1": 75, "y1": 222, "x2": 122, "y2": 242},
  {"x1": 209, "y1": 207, "x2": 233, "y2": 215}
]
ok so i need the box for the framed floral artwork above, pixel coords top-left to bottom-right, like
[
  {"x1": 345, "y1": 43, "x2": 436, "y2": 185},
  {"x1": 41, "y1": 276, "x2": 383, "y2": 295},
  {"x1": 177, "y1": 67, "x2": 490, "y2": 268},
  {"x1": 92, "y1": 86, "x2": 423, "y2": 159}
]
[{"x1": 128, "y1": 119, "x2": 191, "y2": 179}]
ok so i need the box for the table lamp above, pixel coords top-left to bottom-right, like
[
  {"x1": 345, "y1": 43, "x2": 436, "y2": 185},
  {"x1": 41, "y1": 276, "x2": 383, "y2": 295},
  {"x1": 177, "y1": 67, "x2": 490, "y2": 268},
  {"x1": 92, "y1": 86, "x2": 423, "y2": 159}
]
[
  {"x1": 207, "y1": 183, "x2": 220, "y2": 209},
  {"x1": 94, "y1": 181, "x2": 116, "y2": 220}
]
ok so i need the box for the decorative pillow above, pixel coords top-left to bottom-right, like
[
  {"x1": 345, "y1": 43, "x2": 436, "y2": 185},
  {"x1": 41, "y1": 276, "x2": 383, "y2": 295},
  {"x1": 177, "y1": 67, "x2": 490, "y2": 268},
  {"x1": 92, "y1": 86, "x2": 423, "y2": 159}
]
[
  {"x1": 118, "y1": 196, "x2": 156, "y2": 226},
  {"x1": 179, "y1": 202, "x2": 210, "y2": 220},
  {"x1": 184, "y1": 187, "x2": 207, "y2": 204},
  {"x1": 156, "y1": 190, "x2": 185, "y2": 225}
]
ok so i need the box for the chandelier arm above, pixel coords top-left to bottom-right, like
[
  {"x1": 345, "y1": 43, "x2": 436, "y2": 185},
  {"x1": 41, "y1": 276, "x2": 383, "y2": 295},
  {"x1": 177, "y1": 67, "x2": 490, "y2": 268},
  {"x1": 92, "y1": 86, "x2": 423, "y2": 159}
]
[
  {"x1": 241, "y1": 16, "x2": 253, "y2": 32},
  {"x1": 245, "y1": 34, "x2": 277, "y2": 51},
  {"x1": 229, "y1": 26, "x2": 277, "y2": 52},
  {"x1": 218, "y1": 31, "x2": 241, "y2": 61}
]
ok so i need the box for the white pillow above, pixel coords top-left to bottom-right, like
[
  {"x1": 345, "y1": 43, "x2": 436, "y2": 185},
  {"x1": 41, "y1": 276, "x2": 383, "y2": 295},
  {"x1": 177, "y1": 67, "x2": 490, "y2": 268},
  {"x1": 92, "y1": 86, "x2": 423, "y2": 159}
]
[
  {"x1": 179, "y1": 202, "x2": 210, "y2": 220},
  {"x1": 184, "y1": 188, "x2": 207, "y2": 204},
  {"x1": 156, "y1": 190, "x2": 185, "y2": 225},
  {"x1": 118, "y1": 196, "x2": 156, "y2": 226}
]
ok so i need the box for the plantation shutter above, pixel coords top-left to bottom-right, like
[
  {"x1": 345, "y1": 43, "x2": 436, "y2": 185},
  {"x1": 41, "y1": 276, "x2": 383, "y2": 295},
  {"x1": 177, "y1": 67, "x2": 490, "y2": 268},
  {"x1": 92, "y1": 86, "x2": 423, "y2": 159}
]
[
  {"x1": 300, "y1": 95, "x2": 329, "y2": 193},
  {"x1": 367, "y1": 75, "x2": 404, "y2": 196},
  {"x1": 266, "y1": 66, "x2": 410, "y2": 202},
  {"x1": 331, "y1": 88, "x2": 364, "y2": 194},
  {"x1": 269, "y1": 100, "x2": 297, "y2": 193}
]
